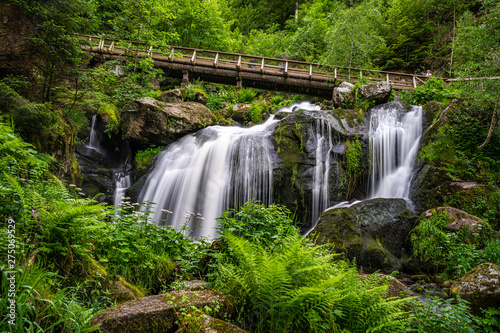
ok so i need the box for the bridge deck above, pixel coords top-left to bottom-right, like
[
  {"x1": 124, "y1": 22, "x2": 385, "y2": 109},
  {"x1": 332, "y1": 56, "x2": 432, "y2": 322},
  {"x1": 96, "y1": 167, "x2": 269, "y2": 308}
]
[{"x1": 77, "y1": 35, "x2": 431, "y2": 98}]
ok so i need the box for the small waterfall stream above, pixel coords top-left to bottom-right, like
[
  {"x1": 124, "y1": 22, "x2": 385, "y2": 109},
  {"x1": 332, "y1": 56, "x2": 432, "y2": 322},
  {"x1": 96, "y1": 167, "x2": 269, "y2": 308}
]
[
  {"x1": 113, "y1": 172, "x2": 131, "y2": 207},
  {"x1": 369, "y1": 105, "x2": 423, "y2": 199},
  {"x1": 87, "y1": 114, "x2": 103, "y2": 153}
]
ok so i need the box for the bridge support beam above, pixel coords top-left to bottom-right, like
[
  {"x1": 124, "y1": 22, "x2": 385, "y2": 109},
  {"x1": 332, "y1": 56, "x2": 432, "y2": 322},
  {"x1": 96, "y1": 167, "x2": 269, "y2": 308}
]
[
  {"x1": 181, "y1": 70, "x2": 190, "y2": 87},
  {"x1": 236, "y1": 75, "x2": 242, "y2": 89}
]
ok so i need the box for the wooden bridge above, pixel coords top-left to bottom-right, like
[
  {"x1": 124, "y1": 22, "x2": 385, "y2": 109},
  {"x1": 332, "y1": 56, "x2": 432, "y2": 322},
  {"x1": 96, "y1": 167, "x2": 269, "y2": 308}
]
[{"x1": 76, "y1": 35, "x2": 433, "y2": 98}]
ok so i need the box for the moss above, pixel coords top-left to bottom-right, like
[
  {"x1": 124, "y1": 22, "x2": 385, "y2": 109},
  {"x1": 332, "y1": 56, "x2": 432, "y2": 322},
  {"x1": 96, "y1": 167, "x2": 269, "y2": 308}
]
[{"x1": 98, "y1": 102, "x2": 119, "y2": 125}]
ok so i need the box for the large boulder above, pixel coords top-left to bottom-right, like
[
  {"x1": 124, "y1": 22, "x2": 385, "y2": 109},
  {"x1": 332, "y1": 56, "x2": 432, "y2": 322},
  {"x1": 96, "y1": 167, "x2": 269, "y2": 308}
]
[
  {"x1": 360, "y1": 82, "x2": 392, "y2": 104},
  {"x1": 450, "y1": 263, "x2": 500, "y2": 315},
  {"x1": 332, "y1": 82, "x2": 354, "y2": 108},
  {"x1": 175, "y1": 315, "x2": 248, "y2": 333},
  {"x1": 121, "y1": 98, "x2": 214, "y2": 148},
  {"x1": 157, "y1": 89, "x2": 182, "y2": 103},
  {"x1": 311, "y1": 198, "x2": 417, "y2": 273},
  {"x1": 90, "y1": 289, "x2": 234, "y2": 333}
]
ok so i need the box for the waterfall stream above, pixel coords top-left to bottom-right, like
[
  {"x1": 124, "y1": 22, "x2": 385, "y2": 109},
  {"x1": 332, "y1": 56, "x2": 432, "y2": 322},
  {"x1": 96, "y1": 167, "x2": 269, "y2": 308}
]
[
  {"x1": 113, "y1": 172, "x2": 131, "y2": 207},
  {"x1": 87, "y1": 114, "x2": 103, "y2": 153},
  {"x1": 138, "y1": 116, "x2": 280, "y2": 238},
  {"x1": 369, "y1": 105, "x2": 423, "y2": 199}
]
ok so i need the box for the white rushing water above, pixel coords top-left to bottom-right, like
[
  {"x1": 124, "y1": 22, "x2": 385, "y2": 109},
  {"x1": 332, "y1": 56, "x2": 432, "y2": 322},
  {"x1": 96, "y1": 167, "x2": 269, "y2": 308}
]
[
  {"x1": 369, "y1": 105, "x2": 423, "y2": 199},
  {"x1": 113, "y1": 172, "x2": 131, "y2": 208},
  {"x1": 87, "y1": 114, "x2": 103, "y2": 153},
  {"x1": 139, "y1": 116, "x2": 280, "y2": 238}
]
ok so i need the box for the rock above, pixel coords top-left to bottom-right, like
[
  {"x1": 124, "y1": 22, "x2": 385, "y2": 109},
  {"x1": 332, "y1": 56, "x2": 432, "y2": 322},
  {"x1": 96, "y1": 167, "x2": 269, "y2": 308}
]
[
  {"x1": 75, "y1": 151, "x2": 115, "y2": 203},
  {"x1": 121, "y1": 98, "x2": 213, "y2": 148},
  {"x1": 450, "y1": 262, "x2": 500, "y2": 315},
  {"x1": 311, "y1": 198, "x2": 417, "y2": 273},
  {"x1": 90, "y1": 290, "x2": 234, "y2": 333},
  {"x1": 158, "y1": 89, "x2": 183, "y2": 103},
  {"x1": 410, "y1": 164, "x2": 452, "y2": 213},
  {"x1": 360, "y1": 82, "x2": 392, "y2": 104},
  {"x1": 175, "y1": 315, "x2": 248, "y2": 333},
  {"x1": 230, "y1": 103, "x2": 252, "y2": 124},
  {"x1": 332, "y1": 82, "x2": 354, "y2": 108},
  {"x1": 360, "y1": 274, "x2": 415, "y2": 299},
  {"x1": 110, "y1": 277, "x2": 146, "y2": 303}
]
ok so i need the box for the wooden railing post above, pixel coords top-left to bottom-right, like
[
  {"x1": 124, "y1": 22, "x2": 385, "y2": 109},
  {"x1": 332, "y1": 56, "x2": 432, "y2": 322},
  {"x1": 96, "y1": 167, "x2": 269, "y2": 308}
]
[
  {"x1": 309, "y1": 64, "x2": 313, "y2": 79},
  {"x1": 109, "y1": 41, "x2": 115, "y2": 52},
  {"x1": 168, "y1": 47, "x2": 174, "y2": 62},
  {"x1": 214, "y1": 53, "x2": 219, "y2": 68},
  {"x1": 413, "y1": 75, "x2": 417, "y2": 88},
  {"x1": 260, "y1": 58, "x2": 265, "y2": 74},
  {"x1": 148, "y1": 46, "x2": 153, "y2": 58},
  {"x1": 386, "y1": 73, "x2": 390, "y2": 84},
  {"x1": 237, "y1": 55, "x2": 242, "y2": 70},
  {"x1": 191, "y1": 50, "x2": 197, "y2": 65},
  {"x1": 334, "y1": 68, "x2": 337, "y2": 79}
]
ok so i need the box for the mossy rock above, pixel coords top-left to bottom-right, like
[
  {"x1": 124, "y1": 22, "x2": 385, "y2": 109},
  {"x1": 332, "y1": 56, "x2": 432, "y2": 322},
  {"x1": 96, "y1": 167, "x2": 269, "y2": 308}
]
[
  {"x1": 450, "y1": 262, "x2": 500, "y2": 315},
  {"x1": 410, "y1": 164, "x2": 452, "y2": 213},
  {"x1": 174, "y1": 315, "x2": 248, "y2": 333},
  {"x1": 312, "y1": 198, "x2": 416, "y2": 273},
  {"x1": 90, "y1": 290, "x2": 234, "y2": 333}
]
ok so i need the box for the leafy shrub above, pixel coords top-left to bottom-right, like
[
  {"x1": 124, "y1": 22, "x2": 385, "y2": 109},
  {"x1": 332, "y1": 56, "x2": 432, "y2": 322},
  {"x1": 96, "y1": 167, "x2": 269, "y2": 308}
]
[
  {"x1": 410, "y1": 211, "x2": 493, "y2": 278},
  {"x1": 206, "y1": 92, "x2": 225, "y2": 111},
  {"x1": 216, "y1": 199, "x2": 297, "y2": 248},
  {"x1": 134, "y1": 145, "x2": 164, "y2": 171},
  {"x1": 236, "y1": 88, "x2": 258, "y2": 103},
  {"x1": 401, "y1": 296, "x2": 479, "y2": 333},
  {"x1": 248, "y1": 101, "x2": 270, "y2": 124},
  {"x1": 484, "y1": 238, "x2": 500, "y2": 265},
  {"x1": 404, "y1": 77, "x2": 460, "y2": 105}
]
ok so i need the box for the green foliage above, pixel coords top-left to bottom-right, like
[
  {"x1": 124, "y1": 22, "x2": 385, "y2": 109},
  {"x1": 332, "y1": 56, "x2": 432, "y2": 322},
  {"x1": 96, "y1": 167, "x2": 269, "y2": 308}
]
[
  {"x1": 216, "y1": 199, "x2": 297, "y2": 248},
  {"x1": 248, "y1": 101, "x2": 270, "y2": 124},
  {"x1": 474, "y1": 307, "x2": 500, "y2": 333},
  {"x1": 401, "y1": 296, "x2": 479, "y2": 333},
  {"x1": 215, "y1": 233, "x2": 413, "y2": 332},
  {"x1": 236, "y1": 88, "x2": 258, "y2": 104},
  {"x1": 344, "y1": 134, "x2": 364, "y2": 198},
  {"x1": 134, "y1": 145, "x2": 164, "y2": 171},
  {"x1": 410, "y1": 211, "x2": 493, "y2": 278},
  {"x1": 404, "y1": 78, "x2": 460, "y2": 105},
  {"x1": 484, "y1": 239, "x2": 500, "y2": 265},
  {"x1": 419, "y1": 99, "x2": 500, "y2": 185}
]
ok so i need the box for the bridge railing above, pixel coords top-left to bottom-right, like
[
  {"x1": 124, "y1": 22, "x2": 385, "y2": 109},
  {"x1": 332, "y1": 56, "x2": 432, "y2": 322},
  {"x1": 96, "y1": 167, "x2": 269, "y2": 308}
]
[{"x1": 75, "y1": 35, "x2": 433, "y2": 90}]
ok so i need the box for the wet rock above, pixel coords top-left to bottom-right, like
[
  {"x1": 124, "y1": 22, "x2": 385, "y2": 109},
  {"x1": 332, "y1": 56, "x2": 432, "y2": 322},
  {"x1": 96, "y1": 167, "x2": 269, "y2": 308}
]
[
  {"x1": 121, "y1": 98, "x2": 213, "y2": 149},
  {"x1": 90, "y1": 289, "x2": 234, "y2": 333},
  {"x1": 311, "y1": 198, "x2": 417, "y2": 273},
  {"x1": 450, "y1": 262, "x2": 500, "y2": 315},
  {"x1": 360, "y1": 274, "x2": 415, "y2": 298},
  {"x1": 230, "y1": 103, "x2": 251, "y2": 124}
]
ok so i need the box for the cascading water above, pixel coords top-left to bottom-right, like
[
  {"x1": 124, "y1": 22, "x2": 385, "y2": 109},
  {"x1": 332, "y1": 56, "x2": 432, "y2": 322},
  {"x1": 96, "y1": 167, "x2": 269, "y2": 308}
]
[
  {"x1": 369, "y1": 105, "x2": 423, "y2": 199},
  {"x1": 113, "y1": 172, "x2": 131, "y2": 207},
  {"x1": 87, "y1": 114, "x2": 103, "y2": 153},
  {"x1": 138, "y1": 117, "x2": 279, "y2": 238},
  {"x1": 311, "y1": 119, "x2": 335, "y2": 224}
]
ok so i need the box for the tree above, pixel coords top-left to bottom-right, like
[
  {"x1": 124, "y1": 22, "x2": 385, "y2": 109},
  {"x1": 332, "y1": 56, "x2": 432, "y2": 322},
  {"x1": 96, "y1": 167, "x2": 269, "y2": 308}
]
[{"x1": 322, "y1": 0, "x2": 385, "y2": 69}]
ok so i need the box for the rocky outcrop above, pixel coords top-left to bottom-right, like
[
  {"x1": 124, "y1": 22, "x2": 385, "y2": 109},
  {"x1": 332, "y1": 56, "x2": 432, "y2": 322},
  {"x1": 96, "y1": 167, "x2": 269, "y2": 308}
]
[
  {"x1": 230, "y1": 103, "x2": 252, "y2": 124},
  {"x1": 360, "y1": 82, "x2": 392, "y2": 104},
  {"x1": 271, "y1": 108, "x2": 367, "y2": 227},
  {"x1": 333, "y1": 82, "x2": 392, "y2": 108},
  {"x1": 90, "y1": 289, "x2": 234, "y2": 333},
  {"x1": 311, "y1": 198, "x2": 417, "y2": 273},
  {"x1": 450, "y1": 263, "x2": 500, "y2": 315},
  {"x1": 121, "y1": 98, "x2": 213, "y2": 148}
]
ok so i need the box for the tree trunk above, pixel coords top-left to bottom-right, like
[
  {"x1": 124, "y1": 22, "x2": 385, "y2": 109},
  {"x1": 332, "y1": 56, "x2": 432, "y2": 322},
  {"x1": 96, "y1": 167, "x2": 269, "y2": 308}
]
[{"x1": 478, "y1": 86, "x2": 500, "y2": 150}]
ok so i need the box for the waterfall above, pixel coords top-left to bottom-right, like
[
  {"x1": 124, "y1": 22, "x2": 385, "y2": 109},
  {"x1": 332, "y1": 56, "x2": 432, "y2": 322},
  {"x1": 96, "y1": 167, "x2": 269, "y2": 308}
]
[
  {"x1": 113, "y1": 172, "x2": 131, "y2": 207},
  {"x1": 369, "y1": 105, "x2": 423, "y2": 199},
  {"x1": 138, "y1": 117, "x2": 279, "y2": 238},
  {"x1": 87, "y1": 114, "x2": 103, "y2": 153},
  {"x1": 311, "y1": 119, "x2": 335, "y2": 224}
]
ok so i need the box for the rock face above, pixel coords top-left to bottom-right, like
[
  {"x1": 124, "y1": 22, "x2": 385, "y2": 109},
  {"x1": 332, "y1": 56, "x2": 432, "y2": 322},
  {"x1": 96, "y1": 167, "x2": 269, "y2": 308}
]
[
  {"x1": 450, "y1": 263, "x2": 500, "y2": 315},
  {"x1": 271, "y1": 108, "x2": 369, "y2": 227},
  {"x1": 360, "y1": 82, "x2": 392, "y2": 104},
  {"x1": 311, "y1": 198, "x2": 417, "y2": 273},
  {"x1": 90, "y1": 290, "x2": 234, "y2": 333},
  {"x1": 315, "y1": 199, "x2": 417, "y2": 272},
  {"x1": 121, "y1": 98, "x2": 214, "y2": 148}
]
